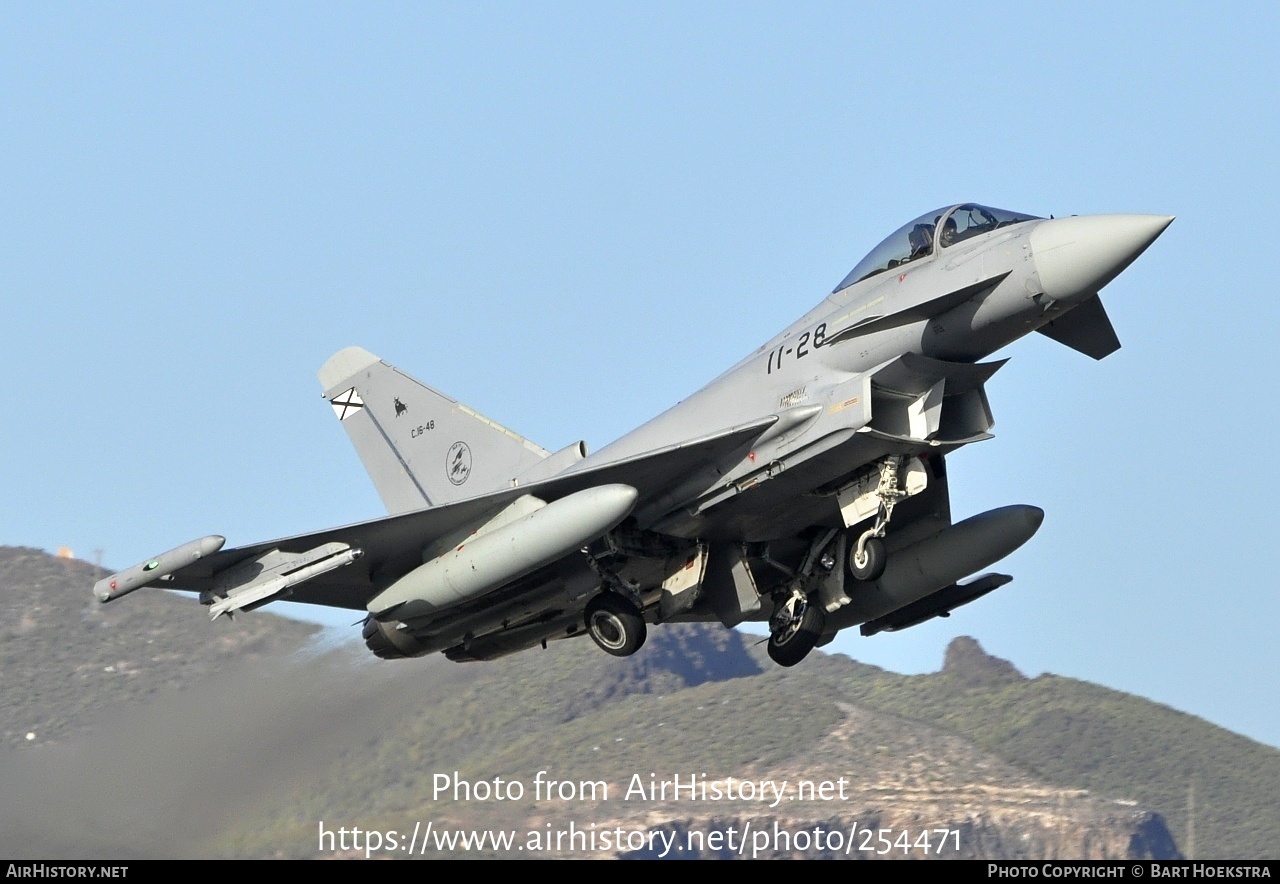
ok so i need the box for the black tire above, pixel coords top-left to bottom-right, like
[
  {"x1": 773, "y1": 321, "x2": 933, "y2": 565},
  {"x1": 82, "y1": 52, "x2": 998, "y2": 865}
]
[
  {"x1": 767, "y1": 597, "x2": 825, "y2": 667},
  {"x1": 848, "y1": 535, "x2": 887, "y2": 582},
  {"x1": 585, "y1": 593, "x2": 647, "y2": 657}
]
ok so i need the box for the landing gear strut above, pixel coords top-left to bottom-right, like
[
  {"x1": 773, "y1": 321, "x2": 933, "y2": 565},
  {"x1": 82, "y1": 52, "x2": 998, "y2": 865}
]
[
  {"x1": 585, "y1": 592, "x2": 647, "y2": 657},
  {"x1": 848, "y1": 456, "x2": 908, "y2": 583},
  {"x1": 767, "y1": 587, "x2": 825, "y2": 667}
]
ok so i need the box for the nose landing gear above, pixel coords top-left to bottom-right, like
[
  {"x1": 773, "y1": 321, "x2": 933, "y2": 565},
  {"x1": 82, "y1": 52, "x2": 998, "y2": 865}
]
[
  {"x1": 849, "y1": 533, "x2": 887, "y2": 582},
  {"x1": 846, "y1": 455, "x2": 913, "y2": 583}
]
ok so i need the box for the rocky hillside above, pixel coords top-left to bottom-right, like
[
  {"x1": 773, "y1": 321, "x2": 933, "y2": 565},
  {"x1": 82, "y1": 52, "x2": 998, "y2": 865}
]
[
  {"x1": 210, "y1": 627, "x2": 1179, "y2": 859},
  {"x1": 3, "y1": 546, "x2": 1275, "y2": 858},
  {"x1": 0, "y1": 546, "x2": 318, "y2": 749}
]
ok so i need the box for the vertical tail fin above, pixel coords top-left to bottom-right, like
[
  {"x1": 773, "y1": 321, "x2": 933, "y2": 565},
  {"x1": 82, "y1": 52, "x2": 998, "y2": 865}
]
[{"x1": 318, "y1": 347, "x2": 550, "y2": 513}]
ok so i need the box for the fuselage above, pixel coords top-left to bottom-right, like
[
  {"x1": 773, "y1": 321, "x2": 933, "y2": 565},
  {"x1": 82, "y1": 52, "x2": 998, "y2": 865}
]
[{"x1": 581, "y1": 206, "x2": 1171, "y2": 541}]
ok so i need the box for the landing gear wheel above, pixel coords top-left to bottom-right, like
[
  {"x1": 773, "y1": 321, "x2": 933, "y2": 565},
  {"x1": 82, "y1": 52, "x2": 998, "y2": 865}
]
[
  {"x1": 849, "y1": 534, "x2": 886, "y2": 582},
  {"x1": 767, "y1": 593, "x2": 826, "y2": 667},
  {"x1": 585, "y1": 593, "x2": 647, "y2": 657}
]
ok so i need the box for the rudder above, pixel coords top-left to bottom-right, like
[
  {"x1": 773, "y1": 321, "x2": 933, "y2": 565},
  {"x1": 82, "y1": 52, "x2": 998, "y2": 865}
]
[{"x1": 318, "y1": 347, "x2": 550, "y2": 513}]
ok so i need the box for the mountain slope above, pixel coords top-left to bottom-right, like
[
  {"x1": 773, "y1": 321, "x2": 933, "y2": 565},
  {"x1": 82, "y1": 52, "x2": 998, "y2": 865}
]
[
  {"x1": 0, "y1": 546, "x2": 318, "y2": 749},
  {"x1": 815, "y1": 637, "x2": 1279, "y2": 860},
  {"x1": 2, "y1": 546, "x2": 1274, "y2": 858}
]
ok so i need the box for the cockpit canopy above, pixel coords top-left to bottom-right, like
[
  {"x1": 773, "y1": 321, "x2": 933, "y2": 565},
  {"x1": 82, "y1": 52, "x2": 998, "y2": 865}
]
[{"x1": 833, "y1": 204, "x2": 1041, "y2": 293}]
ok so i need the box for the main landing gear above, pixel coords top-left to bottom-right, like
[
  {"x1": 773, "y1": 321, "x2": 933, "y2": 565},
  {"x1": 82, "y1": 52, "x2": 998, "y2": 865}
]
[
  {"x1": 760, "y1": 528, "x2": 841, "y2": 667},
  {"x1": 767, "y1": 587, "x2": 826, "y2": 667},
  {"x1": 585, "y1": 592, "x2": 647, "y2": 657}
]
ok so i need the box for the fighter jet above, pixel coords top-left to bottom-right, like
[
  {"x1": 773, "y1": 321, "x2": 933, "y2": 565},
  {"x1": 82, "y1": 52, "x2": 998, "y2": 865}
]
[{"x1": 96, "y1": 204, "x2": 1172, "y2": 667}]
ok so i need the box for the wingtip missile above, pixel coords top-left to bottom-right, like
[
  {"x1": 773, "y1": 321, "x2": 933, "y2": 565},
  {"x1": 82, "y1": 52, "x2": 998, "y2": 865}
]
[{"x1": 94, "y1": 535, "x2": 226, "y2": 603}]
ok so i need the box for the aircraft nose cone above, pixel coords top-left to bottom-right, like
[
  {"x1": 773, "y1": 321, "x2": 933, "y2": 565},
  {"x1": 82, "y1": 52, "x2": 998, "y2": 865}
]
[
  {"x1": 1031, "y1": 214, "x2": 1174, "y2": 302},
  {"x1": 1022, "y1": 505, "x2": 1045, "y2": 533}
]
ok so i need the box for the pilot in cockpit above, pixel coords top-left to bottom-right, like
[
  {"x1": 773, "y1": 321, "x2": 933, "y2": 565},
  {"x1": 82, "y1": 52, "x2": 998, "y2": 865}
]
[{"x1": 940, "y1": 216, "x2": 959, "y2": 248}]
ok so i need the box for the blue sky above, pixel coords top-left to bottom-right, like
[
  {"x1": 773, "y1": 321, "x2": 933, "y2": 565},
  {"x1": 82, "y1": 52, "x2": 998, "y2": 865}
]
[{"x1": 3, "y1": 3, "x2": 1278, "y2": 747}]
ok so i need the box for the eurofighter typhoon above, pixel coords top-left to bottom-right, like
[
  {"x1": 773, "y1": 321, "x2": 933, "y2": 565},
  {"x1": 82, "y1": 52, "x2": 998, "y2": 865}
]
[{"x1": 97, "y1": 205, "x2": 1172, "y2": 667}]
